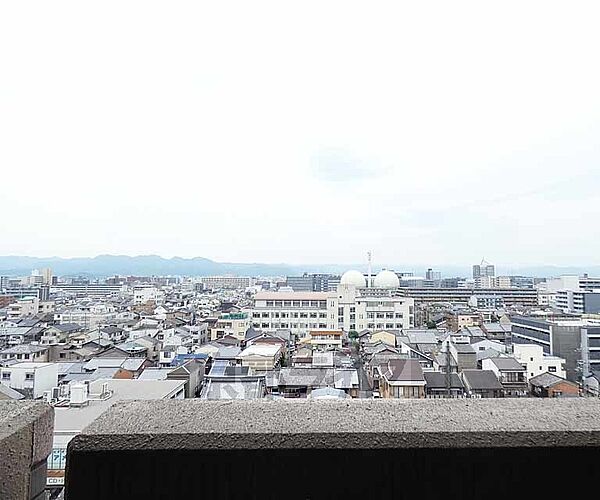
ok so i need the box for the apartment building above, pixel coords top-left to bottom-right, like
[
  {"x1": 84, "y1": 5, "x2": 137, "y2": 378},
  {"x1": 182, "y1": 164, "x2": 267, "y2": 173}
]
[
  {"x1": 200, "y1": 276, "x2": 253, "y2": 290},
  {"x1": 511, "y1": 316, "x2": 600, "y2": 382},
  {"x1": 251, "y1": 292, "x2": 330, "y2": 338},
  {"x1": 513, "y1": 344, "x2": 567, "y2": 379}
]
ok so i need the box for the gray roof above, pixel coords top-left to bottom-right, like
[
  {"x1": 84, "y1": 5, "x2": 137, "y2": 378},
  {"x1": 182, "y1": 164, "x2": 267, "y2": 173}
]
[
  {"x1": 462, "y1": 370, "x2": 503, "y2": 391},
  {"x1": 309, "y1": 387, "x2": 349, "y2": 399},
  {"x1": 55, "y1": 323, "x2": 83, "y2": 333},
  {"x1": 138, "y1": 368, "x2": 174, "y2": 381},
  {"x1": 379, "y1": 359, "x2": 425, "y2": 383},
  {"x1": 424, "y1": 372, "x2": 464, "y2": 390},
  {"x1": 278, "y1": 368, "x2": 334, "y2": 387},
  {"x1": 54, "y1": 378, "x2": 186, "y2": 433},
  {"x1": 224, "y1": 366, "x2": 251, "y2": 377},
  {"x1": 61, "y1": 367, "x2": 121, "y2": 384},
  {"x1": 529, "y1": 372, "x2": 573, "y2": 389},
  {"x1": 452, "y1": 343, "x2": 476, "y2": 354},
  {"x1": 488, "y1": 357, "x2": 525, "y2": 371},
  {"x1": 215, "y1": 346, "x2": 242, "y2": 359},
  {"x1": 0, "y1": 344, "x2": 48, "y2": 355},
  {"x1": 0, "y1": 382, "x2": 25, "y2": 400},
  {"x1": 200, "y1": 377, "x2": 265, "y2": 400}
]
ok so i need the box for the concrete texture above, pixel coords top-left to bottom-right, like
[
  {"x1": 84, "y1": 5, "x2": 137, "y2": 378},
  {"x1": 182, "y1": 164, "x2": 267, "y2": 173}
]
[
  {"x1": 0, "y1": 401, "x2": 54, "y2": 500},
  {"x1": 70, "y1": 398, "x2": 600, "y2": 452}
]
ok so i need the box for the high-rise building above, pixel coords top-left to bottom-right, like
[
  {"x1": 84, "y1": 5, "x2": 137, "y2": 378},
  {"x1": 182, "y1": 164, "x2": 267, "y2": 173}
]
[
  {"x1": 473, "y1": 259, "x2": 495, "y2": 279},
  {"x1": 286, "y1": 274, "x2": 337, "y2": 292}
]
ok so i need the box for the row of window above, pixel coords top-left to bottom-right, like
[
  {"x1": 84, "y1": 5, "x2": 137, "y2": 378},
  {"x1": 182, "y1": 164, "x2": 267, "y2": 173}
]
[
  {"x1": 253, "y1": 322, "x2": 328, "y2": 330},
  {"x1": 264, "y1": 300, "x2": 327, "y2": 308},
  {"x1": 252, "y1": 312, "x2": 327, "y2": 319}
]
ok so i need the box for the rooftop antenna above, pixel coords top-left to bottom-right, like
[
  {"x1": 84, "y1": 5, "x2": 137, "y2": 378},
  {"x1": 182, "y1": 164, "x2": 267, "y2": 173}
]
[{"x1": 367, "y1": 251, "x2": 372, "y2": 288}]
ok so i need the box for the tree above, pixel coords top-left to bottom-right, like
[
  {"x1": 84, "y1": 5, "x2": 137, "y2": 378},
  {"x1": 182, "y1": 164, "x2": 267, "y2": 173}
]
[
  {"x1": 348, "y1": 330, "x2": 359, "y2": 340},
  {"x1": 426, "y1": 320, "x2": 437, "y2": 329}
]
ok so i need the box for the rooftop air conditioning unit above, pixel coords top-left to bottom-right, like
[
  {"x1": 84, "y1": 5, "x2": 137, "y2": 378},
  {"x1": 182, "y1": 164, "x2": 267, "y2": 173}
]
[{"x1": 69, "y1": 383, "x2": 88, "y2": 406}]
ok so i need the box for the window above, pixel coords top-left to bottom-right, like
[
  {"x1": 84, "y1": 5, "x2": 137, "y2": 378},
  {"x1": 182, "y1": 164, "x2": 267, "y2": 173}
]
[
  {"x1": 548, "y1": 366, "x2": 557, "y2": 373},
  {"x1": 25, "y1": 373, "x2": 34, "y2": 380},
  {"x1": 1, "y1": 372, "x2": 9, "y2": 380},
  {"x1": 530, "y1": 357, "x2": 534, "y2": 361}
]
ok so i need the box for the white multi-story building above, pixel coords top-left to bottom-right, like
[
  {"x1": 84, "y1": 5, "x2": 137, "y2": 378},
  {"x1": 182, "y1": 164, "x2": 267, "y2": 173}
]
[
  {"x1": 251, "y1": 270, "x2": 415, "y2": 338},
  {"x1": 252, "y1": 292, "x2": 330, "y2": 338},
  {"x1": 0, "y1": 362, "x2": 58, "y2": 399},
  {"x1": 133, "y1": 286, "x2": 159, "y2": 305},
  {"x1": 7, "y1": 296, "x2": 39, "y2": 319},
  {"x1": 200, "y1": 276, "x2": 254, "y2": 290},
  {"x1": 211, "y1": 312, "x2": 252, "y2": 341},
  {"x1": 555, "y1": 289, "x2": 600, "y2": 314},
  {"x1": 513, "y1": 344, "x2": 567, "y2": 379}
]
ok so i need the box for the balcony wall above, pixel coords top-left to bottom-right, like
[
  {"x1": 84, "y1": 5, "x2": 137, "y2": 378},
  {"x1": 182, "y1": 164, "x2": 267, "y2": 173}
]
[
  {"x1": 65, "y1": 398, "x2": 600, "y2": 499},
  {"x1": 0, "y1": 401, "x2": 54, "y2": 500}
]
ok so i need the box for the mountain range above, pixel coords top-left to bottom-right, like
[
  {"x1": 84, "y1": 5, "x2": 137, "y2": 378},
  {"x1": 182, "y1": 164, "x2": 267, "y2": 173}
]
[{"x1": 1, "y1": 255, "x2": 599, "y2": 279}]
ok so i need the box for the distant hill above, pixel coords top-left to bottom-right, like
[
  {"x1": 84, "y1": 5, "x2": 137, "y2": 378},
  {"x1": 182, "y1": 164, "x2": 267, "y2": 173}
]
[
  {"x1": 0, "y1": 255, "x2": 598, "y2": 279},
  {"x1": 0, "y1": 255, "x2": 298, "y2": 278}
]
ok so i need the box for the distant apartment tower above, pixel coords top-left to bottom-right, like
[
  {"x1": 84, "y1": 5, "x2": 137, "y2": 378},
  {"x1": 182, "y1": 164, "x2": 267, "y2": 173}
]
[
  {"x1": 425, "y1": 268, "x2": 441, "y2": 281},
  {"x1": 473, "y1": 260, "x2": 495, "y2": 279},
  {"x1": 286, "y1": 274, "x2": 334, "y2": 292},
  {"x1": 199, "y1": 276, "x2": 253, "y2": 289}
]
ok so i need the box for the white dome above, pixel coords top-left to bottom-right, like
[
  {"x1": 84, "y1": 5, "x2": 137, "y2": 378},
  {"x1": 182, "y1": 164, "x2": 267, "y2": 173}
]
[
  {"x1": 340, "y1": 270, "x2": 367, "y2": 287},
  {"x1": 373, "y1": 270, "x2": 400, "y2": 288}
]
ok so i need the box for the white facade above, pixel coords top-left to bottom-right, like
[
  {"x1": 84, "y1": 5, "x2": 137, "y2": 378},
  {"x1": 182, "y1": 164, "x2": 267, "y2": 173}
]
[
  {"x1": 7, "y1": 296, "x2": 39, "y2": 319},
  {"x1": 133, "y1": 286, "x2": 158, "y2": 305},
  {"x1": 513, "y1": 344, "x2": 566, "y2": 379},
  {"x1": 308, "y1": 330, "x2": 343, "y2": 350},
  {"x1": 329, "y1": 284, "x2": 414, "y2": 332},
  {"x1": 211, "y1": 312, "x2": 252, "y2": 341},
  {"x1": 200, "y1": 276, "x2": 253, "y2": 289},
  {"x1": 0, "y1": 362, "x2": 59, "y2": 398},
  {"x1": 252, "y1": 292, "x2": 330, "y2": 338},
  {"x1": 252, "y1": 285, "x2": 414, "y2": 338}
]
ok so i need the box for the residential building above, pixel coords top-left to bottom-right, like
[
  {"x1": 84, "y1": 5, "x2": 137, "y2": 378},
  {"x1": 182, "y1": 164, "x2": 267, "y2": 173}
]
[
  {"x1": 252, "y1": 291, "x2": 330, "y2": 338},
  {"x1": 529, "y1": 372, "x2": 580, "y2": 398},
  {"x1": 48, "y1": 378, "x2": 186, "y2": 488},
  {"x1": 0, "y1": 362, "x2": 58, "y2": 398},
  {"x1": 211, "y1": 312, "x2": 252, "y2": 341},
  {"x1": 307, "y1": 330, "x2": 343, "y2": 350},
  {"x1": 460, "y1": 370, "x2": 504, "y2": 398},
  {"x1": 199, "y1": 276, "x2": 253, "y2": 289},
  {"x1": 238, "y1": 343, "x2": 282, "y2": 371},
  {"x1": 482, "y1": 357, "x2": 528, "y2": 397},
  {"x1": 556, "y1": 290, "x2": 600, "y2": 314},
  {"x1": 423, "y1": 372, "x2": 464, "y2": 398},
  {"x1": 133, "y1": 286, "x2": 158, "y2": 305},
  {"x1": 286, "y1": 274, "x2": 334, "y2": 292},
  {"x1": 51, "y1": 284, "x2": 122, "y2": 297},
  {"x1": 511, "y1": 316, "x2": 599, "y2": 382},
  {"x1": 401, "y1": 287, "x2": 537, "y2": 307},
  {"x1": 513, "y1": 344, "x2": 566, "y2": 379},
  {"x1": 375, "y1": 359, "x2": 426, "y2": 399}
]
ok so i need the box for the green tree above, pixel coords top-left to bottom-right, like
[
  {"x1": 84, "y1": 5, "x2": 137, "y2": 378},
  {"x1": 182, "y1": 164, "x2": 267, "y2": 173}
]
[{"x1": 426, "y1": 320, "x2": 437, "y2": 329}]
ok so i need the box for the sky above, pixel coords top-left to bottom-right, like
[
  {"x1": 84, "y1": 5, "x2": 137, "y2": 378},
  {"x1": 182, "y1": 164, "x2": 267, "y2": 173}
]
[{"x1": 1, "y1": 1, "x2": 600, "y2": 267}]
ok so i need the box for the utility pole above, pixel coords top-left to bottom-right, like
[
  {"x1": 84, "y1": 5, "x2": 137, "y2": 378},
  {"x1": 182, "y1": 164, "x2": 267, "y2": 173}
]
[{"x1": 446, "y1": 338, "x2": 452, "y2": 398}]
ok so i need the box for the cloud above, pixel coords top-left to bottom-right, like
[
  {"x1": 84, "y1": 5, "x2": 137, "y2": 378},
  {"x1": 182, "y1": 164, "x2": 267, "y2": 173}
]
[{"x1": 310, "y1": 148, "x2": 389, "y2": 183}]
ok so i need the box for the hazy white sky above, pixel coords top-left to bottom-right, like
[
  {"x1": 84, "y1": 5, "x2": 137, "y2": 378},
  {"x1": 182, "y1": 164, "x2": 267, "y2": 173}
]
[{"x1": 1, "y1": 1, "x2": 599, "y2": 266}]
